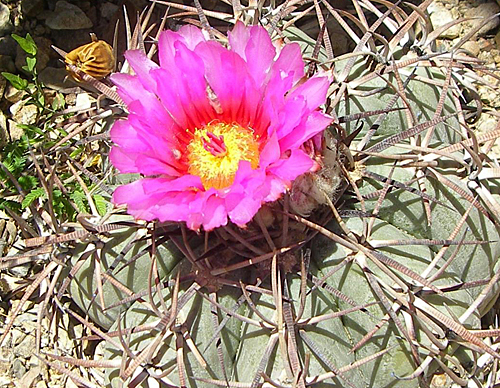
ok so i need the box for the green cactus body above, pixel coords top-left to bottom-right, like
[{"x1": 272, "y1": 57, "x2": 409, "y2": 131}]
[{"x1": 64, "y1": 6, "x2": 500, "y2": 388}]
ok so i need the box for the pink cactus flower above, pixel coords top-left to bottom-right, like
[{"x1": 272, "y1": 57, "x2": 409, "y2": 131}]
[{"x1": 110, "y1": 22, "x2": 332, "y2": 231}]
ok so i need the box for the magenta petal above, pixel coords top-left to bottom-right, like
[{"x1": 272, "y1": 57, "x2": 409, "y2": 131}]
[
  {"x1": 269, "y1": 149, "x2": 314, "y2": 181},
  {"x1": 279, "y1": 111, "x2": 332, "y2": 151},
  {"x1": 225, "y1": 163, "x2": 269, "y2": 226},
  {"x1": 124, "y1": 50, "x2": 158, "y2": 92},
  {"x1": 110, "y1": 120, "x2": 149, "y2": 151},
  {"x1": 113, "y1": 177, "x2": 204, "y2": 224},
  {"x1": 109, "y1": 147, "x2": 140, "y2": 173},
  {"x1": 141, "y1": 175, "x2": 203, "y2": 195},
  {"x1": 229, "y1": 22, "x2": 275, "y2": 88},
  {"x1": 110, "y1": 119, "x2": 183, "y2": 175},
  {"x1": 227, "y1": 21, "x2": 249, "y2": 57},
  {"x1": 110, "y1": 73, "x2": 142, "y2": 105},
  {"x1": 287, "y1": 76, "x2": 330, "y2": 111},
  {"x1": 271, "y1": 43, "x2": 305, "y2": 83},
  {"x1": 111, "y1": 74, "x2": 178, "y2": 137},
  {"x1": 244, "y1": 26, "x2": 276, "y2": 87},
  {"x1": 228, "y1": 195, "x2": 262, "y2": 227},
  {"x1": 263, "y1": 176, "x2": 288, "y2": 202},
  {"x1": 202, "y1": 195, "x2": 228, "y2": 230},
  {"x1": 157, "y1": 30, "x2": 184, "y2": 70},
  {"x1": 259, "y1": 131, "x2": 280, "y2": 168},
  {"x1": 177, "y1": 24, "x2": 206, "y2": 49},
  {"x1": 113, "y1": 180, "x2": 158, "y2": 220},
  {"x1": 196, "y1": 41, "x2": 260, "y2": 125},
  {"x1": 135, "y1": 156, "x2": 182, "y2": 176},
  {"x1": 273, "y1": 97, "x2": 306, "y2": 139},
  {"x1": 152, "y1": 41, "x2": 215, "y2": 128}
]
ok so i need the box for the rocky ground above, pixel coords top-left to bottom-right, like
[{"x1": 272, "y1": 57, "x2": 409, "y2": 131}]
[
  {"x1": 428, "y1": 0, "x2": 500, "y2": 159},
  {"x1": 0, "y1": 0, "x2": 499, "y2": 387}
]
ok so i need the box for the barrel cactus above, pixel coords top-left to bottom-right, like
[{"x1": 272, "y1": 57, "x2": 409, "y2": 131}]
[{"x1": 8, "y1": 1, "x2": 500, "y2": 388}]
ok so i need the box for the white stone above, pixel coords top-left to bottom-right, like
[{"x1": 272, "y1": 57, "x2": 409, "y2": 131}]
[
  {"x1": 0, "y1": 3, "x2": 13, "y2": 36},
  {"x1": 75, "y1": 92, "x2": 93, "y2": 110},
  {"x1": 429, "y1": 2, "x2": 461, "y2": 39}
]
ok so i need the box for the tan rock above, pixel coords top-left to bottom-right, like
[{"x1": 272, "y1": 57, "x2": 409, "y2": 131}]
[
  {"x1": 429, "y1": 2, "x2": 461, "y2": 39},
  {"x1": 12, "y1": 102, "x2": 38, "y2": 126},
  {"x1": 19, "y1": 366, "x2": 42, "y2": 388},
  {"x1": 465, "y1": 2, "x2": 500, "y2": 36},
  {"x1": 462, "y1": 40, "x2": 481, "y2": 57},
  {"x1": 4, "y1": 84, "x2": 26, "y2": 103},
  {"x1": 0, "y1": 112, "x2": 7, "y2": 146},
  {"x1": 8, "y1": 119, "x2": 24, "y2": 141}
]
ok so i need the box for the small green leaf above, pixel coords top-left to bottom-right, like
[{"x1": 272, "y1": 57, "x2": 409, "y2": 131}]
[
  {"x1": 18, "y1": 175, "x2": 38, "y2": 191},
  {"x1": 69, "y1": 147, "x2": 84, "y2": 159},
  {"x1": 1, "y1": 72, "x2": 28, "y2": 90},
  {"x1": 22, "y1": 187, "x2": 46, "y2": 208},
  {"x1": 12, "y1": 33, "x2": 37, "y2": 56},
  {"x1": 70, "y1": 191, "x2": 87, "y2": 213},
  {"x1": 36, "y1": 91, "x2": 45, "y2": 107},
  {"x1": 0, "y1": 200, "x2": 21, "y2": 212},
  {"x1": 51, "y1": 93, "x2": 65, "y2": 110},
  {"x1": 52, "y1": 189, "x2": 75, "y2": 220},
  {"x1": 93, "y1": 194, "x2": 108, "y2": 216},
  {"x1": 25, "y1": 56, "x2": 37, "y2": 73},
  {"x1": 17, "y1": 124, "x2": 44, "y2": 136}
]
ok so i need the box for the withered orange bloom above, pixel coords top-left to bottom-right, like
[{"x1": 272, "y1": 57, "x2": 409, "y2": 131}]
[{"x1": 65, "y1": 39, "x2": 114, "y2": 81}]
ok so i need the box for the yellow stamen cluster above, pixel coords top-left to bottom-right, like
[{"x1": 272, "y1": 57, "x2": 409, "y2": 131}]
[{"x1": 187, "y1": 122, "x2": 260, "y2": 190}]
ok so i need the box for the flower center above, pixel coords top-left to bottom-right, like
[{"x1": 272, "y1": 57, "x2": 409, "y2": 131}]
[{"x1": 187, "y1": 122, "x2": 260, "y2": 190}]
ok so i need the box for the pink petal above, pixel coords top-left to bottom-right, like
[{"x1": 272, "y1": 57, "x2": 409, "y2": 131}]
[
  {"x1": 113, "y1": 177, "x2": 203, "y2": 222},
  {"x1": 110, "y1": 119, "x2": 150, "y2": 151},
  {"x1": 287, "y1": 76, "x2": 330, "y2": 111},
  {"x1": 109, "y1": 147, "x2": 140, "y2": 173},
  {"x1": 225, "y1": 163, "x2": 269, "y2": 226},
  {"x1": 177, "y1": 24, "x2": 206, "y2": 50},
  {"x1": 135, "y1": 156, "x2": 183, "y2": 176},
  {"x1": 157, "y1": 30, "x2": 185, "y2": 70},
  {"x1": 110, "y1": 119, "x2": 183, "y2": 175},
  {"x1": 111, "y1": 74, "x2": 179, "y2": 138},
  {"x1": 202, "y1": 194, "x2": 228, "y2": 230},
  {"x1": 263, "y1": 175, "x2": 288, "y2": 202},
  {"x1": 268, "y1": 149, "x2": 314, "y2": 181},
  {"x1": 110, "y1": 73, "x2": 141, "y2": 105},
  {"x1": 228, "y1": 22, "x2": 276, "y2": 88},
  {"x1": 124, "y1": 50, "x2": 158, "y2": 92},
  {"x1": 272, "y1": 97, "x2": 306, "y2": 139},
  {"x1": 228, "y1": 195, "x2": 262, "y2": 227},
  {"x1": 195, "y1": 41, "x2": 261, "y2": 126},
  {"x1": 141, "y1": 175, "x2": 203, "y2": 194},
  {"x1": 279, "y1": 111, "x2": 332, "y2": 151},
  {"x1": 259, "y1": 131, "x2": 280, "y2": 168},
  {"x1": 113, "y1": 180, "x2": 159, "y2": 220},
  {"x1": 271, "y1": 43, "x2": 304, "y2": 84},
  {"x1": 152, "y1": 41, "x2": 215, "y2": 129},
  {"x1": 227, "y1": 21, "x2": 249, "y2": 57},
  {"x1": 157, "y1": 27, "x2": 205, "y2": 71}
]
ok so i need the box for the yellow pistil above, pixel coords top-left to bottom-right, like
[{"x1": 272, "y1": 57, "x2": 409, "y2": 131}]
[{"x1": 187, "y1": 122, "x2": 260, "y2": 190}]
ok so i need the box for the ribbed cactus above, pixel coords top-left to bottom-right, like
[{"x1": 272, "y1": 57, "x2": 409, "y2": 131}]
[{"x1": 22, "y1": 1, "x2": 500, "y2": 388}]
